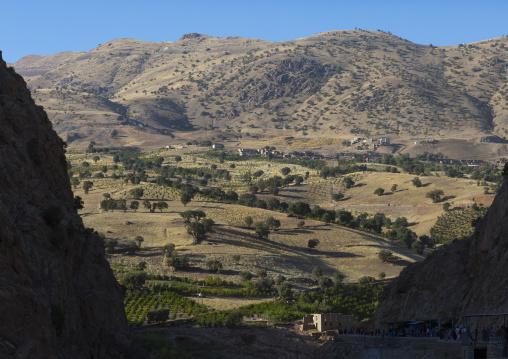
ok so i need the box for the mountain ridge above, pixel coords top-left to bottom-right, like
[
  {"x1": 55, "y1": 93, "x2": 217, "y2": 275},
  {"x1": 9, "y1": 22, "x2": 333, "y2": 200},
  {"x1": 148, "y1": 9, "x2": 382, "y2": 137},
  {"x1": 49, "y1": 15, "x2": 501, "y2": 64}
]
[{"x1": 11, "y1": 30, "x2": 508, "y2": 149}]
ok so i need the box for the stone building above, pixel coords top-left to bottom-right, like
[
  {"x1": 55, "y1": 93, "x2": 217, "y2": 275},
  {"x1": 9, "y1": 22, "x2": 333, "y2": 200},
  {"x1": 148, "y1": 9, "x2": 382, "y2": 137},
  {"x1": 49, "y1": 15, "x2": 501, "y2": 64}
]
[{"x1": 301, "y1": 313, "x2": 355, "y2": 332}]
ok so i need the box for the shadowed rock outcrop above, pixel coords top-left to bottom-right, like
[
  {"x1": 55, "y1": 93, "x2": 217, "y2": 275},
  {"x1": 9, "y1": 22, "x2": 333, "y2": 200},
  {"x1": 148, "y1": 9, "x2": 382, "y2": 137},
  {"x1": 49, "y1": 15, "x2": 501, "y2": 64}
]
[
  {"x1": 376, "y1": 179, "x2": 508, "y2": 325},
  {"x1": 0, "y1": 52, "x2": 130, "y2": 358}
]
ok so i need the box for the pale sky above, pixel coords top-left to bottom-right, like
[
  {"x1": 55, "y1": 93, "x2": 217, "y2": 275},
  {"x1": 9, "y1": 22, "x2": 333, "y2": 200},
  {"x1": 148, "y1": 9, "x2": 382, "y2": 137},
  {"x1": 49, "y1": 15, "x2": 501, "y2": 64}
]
[{"x1": 2, "y1": 0, "x2": 507, "y2": 63}]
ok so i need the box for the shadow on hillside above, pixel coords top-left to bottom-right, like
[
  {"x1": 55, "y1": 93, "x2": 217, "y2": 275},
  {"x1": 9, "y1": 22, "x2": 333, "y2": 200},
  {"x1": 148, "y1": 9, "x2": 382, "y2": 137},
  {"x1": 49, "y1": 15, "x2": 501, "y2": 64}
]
[
  {"x1": 390, "y1": 257, "x2": 413, "y2": 266},
  {"x1": 310, "y1": 250, "x2": 361, "y2": 258},
  {"x1": 441, "y1": 195, "x2": 456, "y2": 202}
]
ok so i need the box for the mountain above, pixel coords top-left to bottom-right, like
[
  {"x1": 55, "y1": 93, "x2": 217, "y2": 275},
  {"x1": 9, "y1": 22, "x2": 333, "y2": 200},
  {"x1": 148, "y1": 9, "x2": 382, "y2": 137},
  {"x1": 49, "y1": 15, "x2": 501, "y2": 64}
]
[
  {"x1": 11, "y1": 31, "x2": 508, "y2": 147},
  {"x1": 0, "y1": 52, "x2": 130, "y2": 357},
  {"x1": 376, "y1": 177, "x2": 508, "y2": 325}
]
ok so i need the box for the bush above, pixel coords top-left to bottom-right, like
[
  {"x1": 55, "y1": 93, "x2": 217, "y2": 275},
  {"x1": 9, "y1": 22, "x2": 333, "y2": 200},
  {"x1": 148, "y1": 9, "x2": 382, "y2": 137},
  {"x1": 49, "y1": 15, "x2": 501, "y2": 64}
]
[
  {"x1": 134, "y1": 236, "x2": 144, "y2": 248},
  {"x1": 312, "y1": 266, "x2": 323, "y2": 281},
  {"x1": 411, "y1": 177, "x2": 422, "y2": 187},
  {"x1": 332, "y1": 193, "x2": 344, "y2": 201},
  {"x1": 378, "y1": 249, "x2": 393, "y2": 262},
  {"x1": 120, "y1": 271, "x2": 146, "y2": 291},
  {"x1": 426, "y1": 189, "x2": 444, "y2": 203},
  {"x1": 104, "y1": 238, "x2": 118, "y2": 253},
  {"x1": 254, "y1": 222, "x2": 270, "y2": 239},
  {"x1": 374, "y1": 188, "x2": 385, "y2": 196},
  {"x1": 308, "y1": 238, "x2": 320, "y2": 250},
  {"x1": 358, "y1": 276, "x2": 375, "y2": 285},
  {"x1": 239, "y1": 271, "x2": 253, "y2": 281},
  {"x1": 318, "y1": 276, "x2": 333, "y2": 290},
  {"x1": 146, "y1": 309, "x2": 170, "y2": 324},
  {"x1": 232, "y1": 254, "x2": 241, "y2": 264},
  {"x1": 255, "y1": 269, "x2": 267, "y2": 278},
  {"x1": 225, "y1": 309, "x2": 243, "y2": 328},
  {"x1": 162, "y1": 243, "x2": 176, "y2": 257},
  {"x1": 166, "y1": 254, "x2": 190, "y2": 270},
  {"x1": 126, "y1": 240, "x2": 139, "y2": 255},
  {"x1": 244, "y1": 216, "x2": 253, "y2": 228},
  {"x1": 206, "y1": 260, "x2": 223, "y2": 273}
]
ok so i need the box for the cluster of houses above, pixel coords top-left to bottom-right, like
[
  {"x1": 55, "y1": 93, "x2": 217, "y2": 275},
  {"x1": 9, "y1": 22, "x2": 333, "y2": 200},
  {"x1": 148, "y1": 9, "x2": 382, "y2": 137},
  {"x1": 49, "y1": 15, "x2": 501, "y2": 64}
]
[
  {"x1": 350, "y1": 137, "x2": 391, "y2": 150},
  {"x1": 237, "y1": 148, "x2": 328, "y2": 160}
]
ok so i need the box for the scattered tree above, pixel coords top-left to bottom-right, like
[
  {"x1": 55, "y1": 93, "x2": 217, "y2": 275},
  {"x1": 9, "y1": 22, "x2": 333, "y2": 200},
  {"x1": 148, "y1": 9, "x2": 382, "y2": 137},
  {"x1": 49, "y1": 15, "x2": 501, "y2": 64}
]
[
  {"x1": 378, "y1": 249, "x2": 393, "y2": 262},
  {"x1": 180, "y1": 188, "x2": 195, "y2": 207},
  {"x1": 281, "y1": 167, "x2": 291, "y2": 176},
  {"x1": 312, "y1": 266, "x2": 323, "y2": 281},
  {"x1": 73, "y1": 196, "x2": 84, "y2": 211},
  {"x1": 343, "y1": 176, "x2": 355, "y2": 189},
  {"x1": 119, "y1": 271, "x2": 146, "y2": 291},
  {"x1": 308, "y1": 238, "x2": 320, "y2": 250},
  {"x1": 332, "y1": 192, "x2": 344, "y2": 201},
  {"x1": 134, "y1": 236, "x2": 144, "y2": 248},
  {"x1": 130, "y1": 201, "x2": 139, "y2": 212},
  {"x1": 374, "y1": 188, "x2": 385, "y2": 196},
  {"x1": 254, "y1": 222, "x2": 270, "y2": 239},
  {"x1": 129, "y1": 187, "x2": 144, "y2": 199},
  {"x1": 206, "y1": 259, "x2": 223, "y2": 273},
  {"x1": 426, "y1": 189, "x2": 444, "y2": 203},
  {"x1": 278, "y1": 281, "x2": 292, "y2": 300},
  {"x1": 411, "y1": 177, "x2": 422, "y2": 187},
  {"x1": 244, "y1": 216, "x2": 253, "y2": 228},
  {"x1": 162, "y1": 243, "x2": 176, "y2": 257},
  {"x1": 83, "y1": 181, "x2": 93, "y2": 194}
]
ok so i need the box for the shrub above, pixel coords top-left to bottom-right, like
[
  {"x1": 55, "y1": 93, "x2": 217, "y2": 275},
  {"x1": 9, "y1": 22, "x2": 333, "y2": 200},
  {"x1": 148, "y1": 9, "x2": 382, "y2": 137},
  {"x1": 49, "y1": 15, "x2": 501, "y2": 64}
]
[
  {"x1": 146, "y1": 309, "x2": 170, "y2": 324},
  {"x1": 126, "y1": 240, "x2": 139, "y2": 255},
  {"x1": 162, "y1": 243, "x2": 176, "y2": 257},
  {"x1": 225, "y1": 309, "x2": 243, "y2": 328},
  {"x1": 255, "y1": 269, "x2": 267, "y2": 278},
  {"x1": 254, "y1": 222, "x2": 270, "y2": 239},
  {"x1": 312, "y1": 266, "x2": 323, "y2": 281},
  {"x1": 318, "y1": 276, "x2": 333, "y2": 290},
  {"x1": 244, "y1": 216, "x2": 253, "y2": 228},
  {"x1": 239, "y1": 271, "x2": 253, "y2": 281},
  {"x1": 104, "y1": 238, "x2": 118, "y2": 253},
  {"x1": 411, "y1": 177, "x2": 422, "y2": 187},
  {"x1": 426, "y1": 189, "x2": 444, "y2": 203},
  {"x1": 206, "y1": 260, "x2": 223, "y2": 273},
  {"x1": 378, "y1": 249, "x2": 393, "y2": 262},
  {"x1": 308, "y1": 238, "x2": 320, "y2": 250}
]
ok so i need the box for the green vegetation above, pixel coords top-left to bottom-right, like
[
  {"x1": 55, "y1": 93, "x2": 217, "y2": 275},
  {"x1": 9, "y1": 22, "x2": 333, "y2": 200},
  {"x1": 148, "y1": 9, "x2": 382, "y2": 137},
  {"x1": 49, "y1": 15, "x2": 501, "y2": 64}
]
[{"x1": 430, "y1": 205, "x2": 488, "y2": 243}]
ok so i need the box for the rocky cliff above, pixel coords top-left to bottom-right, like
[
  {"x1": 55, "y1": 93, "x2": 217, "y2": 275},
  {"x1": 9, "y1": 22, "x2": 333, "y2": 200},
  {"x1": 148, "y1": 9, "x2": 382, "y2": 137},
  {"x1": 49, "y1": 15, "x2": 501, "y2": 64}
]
[
  {"x1": 0, "y1": 52, "x2": 130, "y2": 357},
  {"x1": 376, "y1": 178, "x2": 508, "y2": 325}
]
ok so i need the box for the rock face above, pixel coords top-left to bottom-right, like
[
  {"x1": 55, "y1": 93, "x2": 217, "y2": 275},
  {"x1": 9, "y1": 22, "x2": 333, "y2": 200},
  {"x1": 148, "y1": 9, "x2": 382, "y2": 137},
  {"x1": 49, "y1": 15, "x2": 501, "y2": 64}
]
[
  {"x1": 0, "y1": 52, "x2": 130, "y2": 357},
  {"x1": 376, "y1": 179, "x2": 508, "y2": 325}
]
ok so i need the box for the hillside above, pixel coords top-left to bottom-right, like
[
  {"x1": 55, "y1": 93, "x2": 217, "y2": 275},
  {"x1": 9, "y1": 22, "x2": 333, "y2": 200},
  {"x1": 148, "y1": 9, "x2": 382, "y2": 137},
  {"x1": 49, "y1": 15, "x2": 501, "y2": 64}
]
[
  {"x1": 0, "y1": 52, "x2": 130, "y2": 357},
  {"x1": 376, "y1": 178, "x2": 508, "y2": 325},
  {"x1": 12, "y1": 31, "x2": 508, "y2": 150}
]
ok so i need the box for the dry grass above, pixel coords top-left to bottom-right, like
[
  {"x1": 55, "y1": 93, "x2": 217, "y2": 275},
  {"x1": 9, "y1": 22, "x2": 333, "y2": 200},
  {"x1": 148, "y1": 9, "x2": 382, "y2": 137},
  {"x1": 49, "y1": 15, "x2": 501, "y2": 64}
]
[
  {"x1": 77, "y1": 179, "x2": 422, "y2": 286},
  {"x1": 279, "y1": 171, "x2": 493, "y2": 236}
]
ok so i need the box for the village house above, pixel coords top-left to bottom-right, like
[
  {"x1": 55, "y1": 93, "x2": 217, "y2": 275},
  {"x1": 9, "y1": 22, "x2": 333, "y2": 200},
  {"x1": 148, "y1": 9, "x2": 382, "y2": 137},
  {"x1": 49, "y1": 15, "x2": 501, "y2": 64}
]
[
  {"x1": 237, "y1": 148, "x2": 255, "y2": 156},
  {"x1": 301, "y1": 313, "x2": 355, "y2": 332}
]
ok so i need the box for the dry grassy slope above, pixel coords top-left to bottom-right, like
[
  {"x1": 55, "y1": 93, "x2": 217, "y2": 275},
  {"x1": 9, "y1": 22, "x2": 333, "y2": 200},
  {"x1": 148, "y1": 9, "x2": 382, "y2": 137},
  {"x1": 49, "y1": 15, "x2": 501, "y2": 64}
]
[
  {"x1": 281, "y1": 171, "x2": 493, "y2": 236},
  {"x1": 71, "y1": 152, "x2": 423, "y2": 283},
  {"x1": 14, "y1": 30, "x2": 508, "y2": 147}
]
